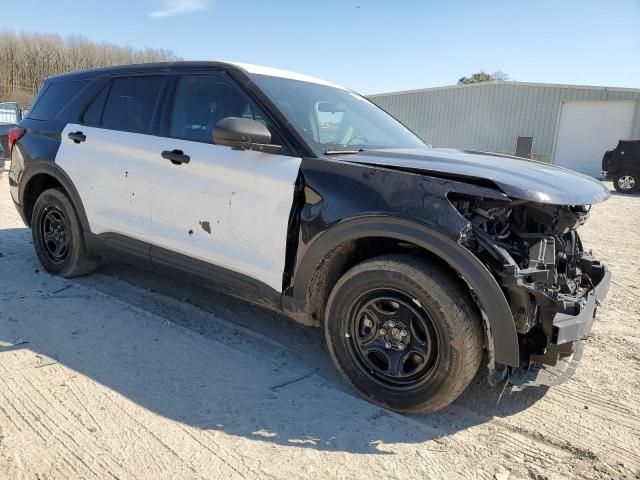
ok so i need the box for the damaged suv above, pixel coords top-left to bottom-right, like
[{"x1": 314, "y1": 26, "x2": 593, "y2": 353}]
[{"x1": 9, "y1": 62, "x2": 611, "y2": 413}]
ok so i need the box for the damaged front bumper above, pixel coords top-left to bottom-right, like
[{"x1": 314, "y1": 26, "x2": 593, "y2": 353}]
[{"x1": 509, "y1": 266, "x2": 612, "y2": 390}]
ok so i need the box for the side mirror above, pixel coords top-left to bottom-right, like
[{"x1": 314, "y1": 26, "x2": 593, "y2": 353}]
[{"x1": 213, "y1": 117, "x2": 281, "y2": 153}]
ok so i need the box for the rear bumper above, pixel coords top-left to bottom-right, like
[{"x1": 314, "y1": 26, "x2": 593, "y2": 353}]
[{"x1": 510, "y1": 267, "x2": 612, "y2": 390}]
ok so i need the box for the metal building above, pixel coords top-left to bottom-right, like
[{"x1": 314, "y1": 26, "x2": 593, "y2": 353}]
[{"x1": 369, "y1": 81, "x2": 640, "y2": 177}]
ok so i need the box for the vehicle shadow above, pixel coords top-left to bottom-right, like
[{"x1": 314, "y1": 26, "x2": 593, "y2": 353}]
[{"x1": 0, "y1": 226, "x2": 547, "y2": 455}]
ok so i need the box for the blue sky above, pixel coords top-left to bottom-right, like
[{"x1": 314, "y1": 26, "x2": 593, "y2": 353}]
[{"x1": 6, "y1": 0, "x2": 640, "y2": 94}]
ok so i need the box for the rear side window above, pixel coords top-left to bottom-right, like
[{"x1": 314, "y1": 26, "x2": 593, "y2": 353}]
[
  {"x1": 101, "y1": 76, "x2": 164, "y2": 134},
  {"x1": 28, "y1": 80, "x2": 87, "y2": 121}
]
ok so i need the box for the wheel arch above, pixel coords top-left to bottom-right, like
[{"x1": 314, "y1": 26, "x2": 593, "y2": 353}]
[
  {"x1": 20, "y1": 161, "x2": 90, "y2": 232},
  {"x1": 287, "y1": 216, "x2": 520, "y2": 367}
]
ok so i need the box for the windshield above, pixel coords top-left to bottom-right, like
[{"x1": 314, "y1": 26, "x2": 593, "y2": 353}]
[{"x1": 251, "y1": 74, "x2": 428, "y2": 156}]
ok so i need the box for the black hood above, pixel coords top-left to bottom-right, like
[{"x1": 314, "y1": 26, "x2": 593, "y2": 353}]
[{"x1": 341, "y1": 147, "x2": 610, "y2": 205}]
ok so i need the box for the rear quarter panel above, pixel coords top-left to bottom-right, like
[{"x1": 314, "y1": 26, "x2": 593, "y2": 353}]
[{"x1": 8, "y1": 119, "x2": 62, "y2": 205}]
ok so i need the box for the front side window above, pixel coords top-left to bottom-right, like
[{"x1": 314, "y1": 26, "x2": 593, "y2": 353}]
[
  {"x1": 170, "y1": 74, "x2": 277, "y2": 144},
  {"x1": 101, "y1": 76, "x2": 164, "y2": 134},
  {"x1": 251, "y1": 75, "x2": 428, "y2": 156}
]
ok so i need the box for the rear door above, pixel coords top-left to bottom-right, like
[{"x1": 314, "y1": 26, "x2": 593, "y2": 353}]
[
  {"x1": 149, "y1": 72, "x2": 301, "y2": 292},
  {"x1": 57, "y1": 75, "x2": 165, "y2": 243}
]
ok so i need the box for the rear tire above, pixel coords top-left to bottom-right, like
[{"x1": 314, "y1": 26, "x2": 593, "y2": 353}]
[
  {"x1": 31, "y1": 188, "x2": 100, "y2": 277},
  {"x1": 325, "y1": 254, "x2": 483, "y2": 413},
  {"x1": 613, "y1": 172, "x2": 639, "y2": 193}
]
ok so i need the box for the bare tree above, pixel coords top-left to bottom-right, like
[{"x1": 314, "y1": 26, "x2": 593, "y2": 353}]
[
  {"x1": 0, "y1": 31, "x2": 181, "y2": 106},
  {"x1": 491, "y1": 70, "x2": 510, "y2": 82}
]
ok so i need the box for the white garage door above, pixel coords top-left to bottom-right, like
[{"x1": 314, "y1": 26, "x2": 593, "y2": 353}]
[{"x1": 553, "y1": 100, "x2": 635, "y2": 177}]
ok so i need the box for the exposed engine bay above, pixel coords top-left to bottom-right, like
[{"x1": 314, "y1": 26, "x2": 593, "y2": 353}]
[{"x1": 450, "y1": 194, "x2": 608, "y2": 369}]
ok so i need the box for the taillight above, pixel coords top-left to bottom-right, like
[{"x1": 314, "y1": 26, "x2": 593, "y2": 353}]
[{"x1": 8, "y1": 126, "x2": 26, "y2": 153}]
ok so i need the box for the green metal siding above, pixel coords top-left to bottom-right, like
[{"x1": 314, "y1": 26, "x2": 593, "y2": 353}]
[{"x1": 369, "y1": 82, "x2": 640, "y2": 162}]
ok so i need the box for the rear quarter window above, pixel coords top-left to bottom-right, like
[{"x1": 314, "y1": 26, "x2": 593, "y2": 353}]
[{"x1": 28, "y1": 80, "x2": 87, "y2": 121}]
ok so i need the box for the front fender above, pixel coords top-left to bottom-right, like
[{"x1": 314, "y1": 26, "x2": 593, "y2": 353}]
[{"x1": 290, "y1": 216, "x2": 520, "y2": 367}]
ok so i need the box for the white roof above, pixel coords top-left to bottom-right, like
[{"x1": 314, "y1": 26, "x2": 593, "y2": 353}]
[{"x1": 227, "y1": 62, "x2": 347, "y2": 90}]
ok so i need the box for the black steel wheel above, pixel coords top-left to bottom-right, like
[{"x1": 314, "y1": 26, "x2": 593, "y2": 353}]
[
  {"x1": 348, "y1": 290, "x2": 440, "y2": 389},
  {"x1": 31, "y1": 188, "x2": 100, "y2": 277},
  {"x1": 40, "y1": 206, "x2": 70, "y2": 264},
  {"x1": 325, "y1": 254, "x2": 483, "y2": 413}
]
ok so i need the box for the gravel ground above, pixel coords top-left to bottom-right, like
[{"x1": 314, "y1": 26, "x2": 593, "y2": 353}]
[{"x1": 1, "y1": 164, "x2": 639, "y2": 480}]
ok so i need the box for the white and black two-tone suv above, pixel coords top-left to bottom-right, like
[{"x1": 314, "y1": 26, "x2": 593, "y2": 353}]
[{"x1": 9, "y1": 62, "x2": 611, "y2": 413}]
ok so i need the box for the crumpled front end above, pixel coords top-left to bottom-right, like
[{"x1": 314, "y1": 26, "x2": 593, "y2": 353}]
[{"x1": 450, "y1": 194, "x2": 611, "y2": 388}]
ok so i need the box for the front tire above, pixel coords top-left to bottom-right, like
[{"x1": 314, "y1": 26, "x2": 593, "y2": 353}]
[
  {"x1": 614, "y1": 172, "x2": 638, "y2": 193},
  {"x1": 31, "y1": 188, "x2": 100, "y2": 277},
  {"x1": 325, "y1": 254, "x2": 483, "y2": 413}
]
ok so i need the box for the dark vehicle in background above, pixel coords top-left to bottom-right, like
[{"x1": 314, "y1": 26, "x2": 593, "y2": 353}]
[
  {"x1": 0, "y1": 101, "x2": 23, "y2": 159},
  {"x1": 8, "y1": 62, "x2": 612, "y2": 413},
  {"x1": 602, "y1": 140, "x2": 640, "y2": 193}
]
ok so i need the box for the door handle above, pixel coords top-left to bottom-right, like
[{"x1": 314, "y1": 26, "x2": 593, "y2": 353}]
[
  {"x1": 68, "y1": 131, "x2": 86, "y2": 143},
  {"x1": 161, "y1": 149, "x2": 190, "y2": 165}
]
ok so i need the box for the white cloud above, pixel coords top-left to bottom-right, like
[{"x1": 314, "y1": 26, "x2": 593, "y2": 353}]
[{"x1": 149, "y1": 0, "x2": 210, "y2": 18}]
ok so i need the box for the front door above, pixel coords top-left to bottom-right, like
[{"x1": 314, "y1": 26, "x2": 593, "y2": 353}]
[{"x1": 149, "y1": 73, "x2": 301, "y2": 293}]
